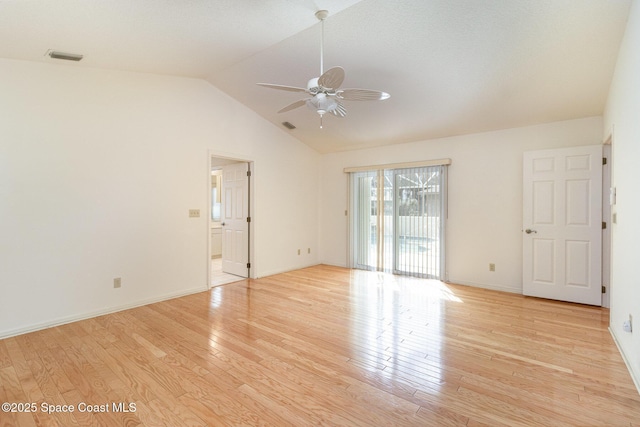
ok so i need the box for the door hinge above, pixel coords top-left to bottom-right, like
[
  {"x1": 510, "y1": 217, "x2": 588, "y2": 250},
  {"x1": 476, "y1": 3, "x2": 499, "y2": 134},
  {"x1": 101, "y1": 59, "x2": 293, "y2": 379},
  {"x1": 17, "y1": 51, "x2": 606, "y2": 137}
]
[
  {"x1": 247, "y1": 216, "x2": 251, "y2": 223},
  {"x1": 247, "y1": 262, "x2": 251, "y2": 269},
  {"x1": 602, "y1": 221, "x2": 607, "y2": 230},
  {"x1": 247, "y1": 170, "x2": 252, "y2": 177},
  {"x1": 602, "y1": 285, "x2": 606, "y2": 294},
  {"x1": 603, "y1": 157, "x2": 607, "y2": 165}
]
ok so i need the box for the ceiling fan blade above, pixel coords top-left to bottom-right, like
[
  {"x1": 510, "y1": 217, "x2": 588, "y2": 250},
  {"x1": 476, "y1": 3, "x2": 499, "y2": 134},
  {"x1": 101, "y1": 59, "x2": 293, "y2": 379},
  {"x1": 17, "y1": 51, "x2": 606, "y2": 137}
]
[
  {"x1": 336, "y1": 88, "x2": 390, "y2": 101},
  {"x1": 257, "y1": 83, "x2": 308, "y2": 93},
  {"x1": 318, "y1": 66, "x2": 345, "y2": 90},
  {"x1": 330, "y1": 102, "x2": 347, "y2": 118},
  {"x1": 277, "y1": 99, "x2": 307, "y2": 113}
]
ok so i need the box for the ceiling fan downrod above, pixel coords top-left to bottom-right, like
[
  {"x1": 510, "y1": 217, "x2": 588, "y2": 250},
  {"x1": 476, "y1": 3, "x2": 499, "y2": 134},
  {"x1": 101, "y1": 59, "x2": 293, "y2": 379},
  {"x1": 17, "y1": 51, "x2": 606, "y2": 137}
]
[{"x1": 315, "y1": 10, "x2": 328, "y2": 76}]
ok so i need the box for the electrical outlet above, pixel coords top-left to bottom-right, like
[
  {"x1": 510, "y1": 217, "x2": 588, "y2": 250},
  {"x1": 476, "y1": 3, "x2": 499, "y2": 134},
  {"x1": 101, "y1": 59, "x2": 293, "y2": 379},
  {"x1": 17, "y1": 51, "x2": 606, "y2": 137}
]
[
  {"x1": 189, "y1": 209, "x2": 200, "y2": 218},
  {"x1": 489, "y1": 263, "x2": 496, "y2": 272},
  {"x1": 114, "y1": 277, "x2": 121, "y2": 289},
  {"x1": 297, "y1": 249, "x2": 301, "y2": 255},
  {"x1": 308, "y1": 248, "x2": 311, "y2": 254}
]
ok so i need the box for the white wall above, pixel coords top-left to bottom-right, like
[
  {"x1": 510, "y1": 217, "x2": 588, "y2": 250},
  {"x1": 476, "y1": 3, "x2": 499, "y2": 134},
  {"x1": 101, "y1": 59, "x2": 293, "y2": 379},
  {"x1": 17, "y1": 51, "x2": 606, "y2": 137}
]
[
  {"x1": 603, "y1": 0, "x2": 640, "y2": 390},
  {"x1": 319, "y1": 117, "x2": 603, "y2": 293},
  {"x1": 0, "y1": 58, "x2": 319, "y2": 338}
]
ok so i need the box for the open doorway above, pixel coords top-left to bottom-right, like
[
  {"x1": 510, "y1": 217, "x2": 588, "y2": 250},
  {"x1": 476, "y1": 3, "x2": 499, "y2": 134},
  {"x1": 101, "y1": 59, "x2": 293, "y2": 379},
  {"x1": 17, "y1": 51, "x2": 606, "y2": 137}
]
[{"x1": 209, "y1": 154, "x2": 253, "y2": 288}]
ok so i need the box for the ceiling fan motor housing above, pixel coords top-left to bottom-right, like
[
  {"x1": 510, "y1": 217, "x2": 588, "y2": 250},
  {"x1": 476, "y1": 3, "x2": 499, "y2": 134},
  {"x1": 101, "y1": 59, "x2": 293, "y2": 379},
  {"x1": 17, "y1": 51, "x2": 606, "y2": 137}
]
[{"x1": 307, "y1": 77, "x2": 320, "y2": 92}]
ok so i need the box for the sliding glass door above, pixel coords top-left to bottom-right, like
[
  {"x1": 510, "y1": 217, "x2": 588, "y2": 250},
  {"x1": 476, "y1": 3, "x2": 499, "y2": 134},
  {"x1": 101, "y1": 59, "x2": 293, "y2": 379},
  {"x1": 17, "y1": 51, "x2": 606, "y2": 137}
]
[
  {"x1": 350, "y1": 165, "x2": 446, "y2": 279},
  {"x1": 352, "y1": 170, "x2": 393, "y2": 271}
]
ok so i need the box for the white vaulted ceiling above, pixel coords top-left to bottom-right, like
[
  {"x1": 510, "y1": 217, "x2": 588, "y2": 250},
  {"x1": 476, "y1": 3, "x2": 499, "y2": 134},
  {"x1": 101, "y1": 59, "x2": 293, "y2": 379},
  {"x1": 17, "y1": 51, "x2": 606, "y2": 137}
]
[{"x1": 0, "y1": 0, "x2": 631, "y2": 153}]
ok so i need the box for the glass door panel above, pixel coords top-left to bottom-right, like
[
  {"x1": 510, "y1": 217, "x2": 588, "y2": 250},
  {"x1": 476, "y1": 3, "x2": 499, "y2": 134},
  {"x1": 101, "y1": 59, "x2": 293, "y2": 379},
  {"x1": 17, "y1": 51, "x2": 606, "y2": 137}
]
[
  {"x1": 393, "y1": 166, "x2": 443, "y2": 278},
  {"x1": 352, "y1": 172, "x2": 377, "y2": 270},
  {"x1": 351, "y1": 165, "x2": 445, "y2": 280}
]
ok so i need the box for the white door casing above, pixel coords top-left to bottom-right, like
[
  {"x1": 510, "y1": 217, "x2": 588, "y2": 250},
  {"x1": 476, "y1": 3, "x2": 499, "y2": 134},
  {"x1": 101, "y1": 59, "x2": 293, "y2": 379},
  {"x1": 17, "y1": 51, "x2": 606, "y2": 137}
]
[
  {"x1": 522, "y1": 145, "x2": 602, "y2": 305},
  {"x1": 221, "y1": 162, "x2": 249, "y2": 277}
]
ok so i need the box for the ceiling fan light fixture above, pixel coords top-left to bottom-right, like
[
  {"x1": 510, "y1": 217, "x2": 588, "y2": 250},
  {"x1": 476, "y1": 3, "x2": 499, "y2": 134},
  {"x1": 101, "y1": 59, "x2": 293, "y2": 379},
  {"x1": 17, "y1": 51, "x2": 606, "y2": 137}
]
[{"x1": 306, "y1": 93, "x2": 338, "y2": 116}]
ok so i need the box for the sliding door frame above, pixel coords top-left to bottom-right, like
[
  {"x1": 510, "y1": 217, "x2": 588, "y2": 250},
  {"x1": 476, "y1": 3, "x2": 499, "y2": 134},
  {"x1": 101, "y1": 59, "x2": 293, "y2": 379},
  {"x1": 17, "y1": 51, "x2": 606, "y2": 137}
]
[{"x1": 347, "y1": 160, "x2": 450, "y2": 280}]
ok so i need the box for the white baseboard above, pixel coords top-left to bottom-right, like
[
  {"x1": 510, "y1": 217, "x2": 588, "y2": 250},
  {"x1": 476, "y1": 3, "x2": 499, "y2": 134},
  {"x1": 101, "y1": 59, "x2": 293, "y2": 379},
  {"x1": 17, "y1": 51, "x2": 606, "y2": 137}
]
[
  {"x1": 0, "y1": 285, "x2": 207, "y2": 340},
  {"x1": 316, "y1": 265, "x2": 523, "y2": 295},
  {"x1": 320, "y1": 260, "x2": 348, "y2": 268},
  {"x1": 446, "y1": 279, "x2": 522, "y2": 295},
  {"x1": 256, "y1": 262, "x2": 321, "y2": 279},
  {"x1": 609, "y1": 327, "x2": 640, "y2": 396},
  {"x1": 315, "y1": 266, "x2": 523, "y2": 295}
]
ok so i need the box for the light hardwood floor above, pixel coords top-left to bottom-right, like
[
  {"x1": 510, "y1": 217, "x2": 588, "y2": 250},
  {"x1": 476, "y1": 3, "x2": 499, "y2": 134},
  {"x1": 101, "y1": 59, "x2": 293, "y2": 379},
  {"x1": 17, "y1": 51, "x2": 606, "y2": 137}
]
[{"x1": 1, "y1": 265, "x2": 639, "y2": 426}]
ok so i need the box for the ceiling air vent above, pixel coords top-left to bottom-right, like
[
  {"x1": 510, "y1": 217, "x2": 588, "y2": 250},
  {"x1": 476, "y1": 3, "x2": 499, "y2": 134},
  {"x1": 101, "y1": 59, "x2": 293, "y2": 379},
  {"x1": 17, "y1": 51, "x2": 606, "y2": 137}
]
[
  {"x1": 47, "y1": 50, "x2": 84, "y2": 61},
  {"x1": 282, "y1": 122, "x2": 296, "y2": 130}
]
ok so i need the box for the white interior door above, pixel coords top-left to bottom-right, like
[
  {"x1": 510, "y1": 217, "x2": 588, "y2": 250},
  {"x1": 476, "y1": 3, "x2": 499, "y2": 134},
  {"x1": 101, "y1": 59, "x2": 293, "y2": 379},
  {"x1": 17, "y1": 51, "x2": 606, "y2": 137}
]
[
  {"x1": 523, "y1": 145, "x2": 602, "y2": 305},
  {"x1": 221, "y1": 162, "x2": 249, "y2": 277}
]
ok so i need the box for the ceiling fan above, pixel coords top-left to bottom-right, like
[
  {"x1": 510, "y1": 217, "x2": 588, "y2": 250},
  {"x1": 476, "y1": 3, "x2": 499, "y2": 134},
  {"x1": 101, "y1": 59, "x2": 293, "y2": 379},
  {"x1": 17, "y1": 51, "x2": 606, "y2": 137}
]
[{"x1": 257, "y1": 10, "x2": 390, "y2": 128}]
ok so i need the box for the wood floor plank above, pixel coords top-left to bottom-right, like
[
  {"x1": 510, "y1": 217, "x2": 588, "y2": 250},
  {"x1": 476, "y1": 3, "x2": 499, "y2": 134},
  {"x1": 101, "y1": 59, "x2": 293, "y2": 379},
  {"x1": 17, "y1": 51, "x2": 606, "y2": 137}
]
[
  {"x1": 0, "y1": 341, "x2": 12, "y2": 370},
  {"x1": 0, "y1": 382, "x2": 21, "y2": 427},
  {"x1": 78, "y1": 334, "x2": 158, "y2": 404},
  {"x1": 1, "y1": 265, "x2": 639, "y2": 426},
  {"x1": 3, "y1": 338, "x2": 44, "y2": 405},
  {"x1": 26, "y1": 357, "x2": 79, "y2": 427}
]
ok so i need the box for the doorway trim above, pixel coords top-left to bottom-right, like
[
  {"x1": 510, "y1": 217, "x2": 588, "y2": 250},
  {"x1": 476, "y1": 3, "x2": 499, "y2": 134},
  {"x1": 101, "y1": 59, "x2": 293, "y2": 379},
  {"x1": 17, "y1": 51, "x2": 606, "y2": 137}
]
[
  {"x1": 602, "y1": 135, "x2": 613, "y2": 308},
  {"x1": 208, "y1": 150, "x2": 256, "y2": 289}
]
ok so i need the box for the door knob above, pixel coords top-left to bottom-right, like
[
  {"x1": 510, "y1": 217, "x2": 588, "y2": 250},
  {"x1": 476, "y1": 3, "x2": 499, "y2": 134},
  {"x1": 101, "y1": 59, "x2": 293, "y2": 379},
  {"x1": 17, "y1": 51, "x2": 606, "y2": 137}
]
[
  {"x1": 221, "y1": 222, "x2": 226, "y2": 226},
  {"x1": 525, "y1": 229, "x2": 537, "y2": 234}
]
